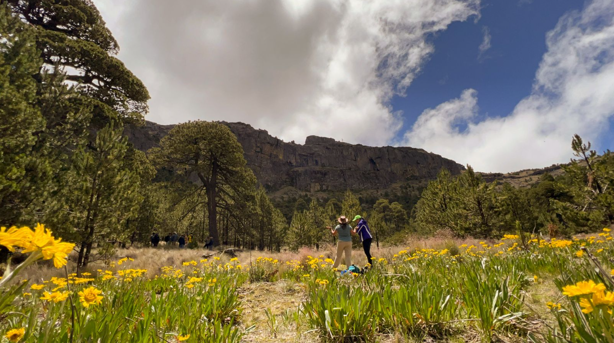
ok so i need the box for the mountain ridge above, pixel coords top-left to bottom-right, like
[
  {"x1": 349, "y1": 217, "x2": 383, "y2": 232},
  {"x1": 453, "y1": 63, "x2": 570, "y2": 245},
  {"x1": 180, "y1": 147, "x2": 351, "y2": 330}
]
[{"x1": 124, "y1": 121, "x2": 465, "y2": 194}]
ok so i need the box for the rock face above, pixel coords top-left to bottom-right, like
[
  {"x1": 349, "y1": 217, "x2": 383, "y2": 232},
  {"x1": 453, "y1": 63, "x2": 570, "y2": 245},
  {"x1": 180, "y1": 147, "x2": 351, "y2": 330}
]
[{"x1": 124, "y1": 121, "x2": 464, "y2": 193}]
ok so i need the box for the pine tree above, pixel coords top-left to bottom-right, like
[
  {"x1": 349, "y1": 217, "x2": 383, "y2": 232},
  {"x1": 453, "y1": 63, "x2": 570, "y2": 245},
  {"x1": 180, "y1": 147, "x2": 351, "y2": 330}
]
[
  {"x1": 44, "y1": 124, "x2": 144, "y2": 267},
  {"x1": 341, "y1": 190, "x2": 362, "y2": 222},
  {"x1": 0, "y1": 6, "x2": 47, "y2": 224},
  {"x1": 414, "y1": 169, "x2": 459, "y2": 234},
  {"x1": 151, "y1": 121, "x2": 256, "y2": 246},
  {"x1": 3, "y1": 0, "x2": 150, "y2": 122}
]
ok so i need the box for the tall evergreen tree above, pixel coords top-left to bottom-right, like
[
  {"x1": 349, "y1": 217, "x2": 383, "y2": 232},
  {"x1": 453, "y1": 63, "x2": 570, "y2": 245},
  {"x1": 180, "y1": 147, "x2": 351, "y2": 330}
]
[
  {"x1": 0, "y1": 6, "x2": 47, "y2": 224},
  {"x1": 46, "y1": 125, "x2": 145, "y2": 267},
  {"x1": 151, "y1": 121, "x2": 256, "y2": 246},
  {"x1": 2, "y1": 0, "x2": 150, "y2": 122}
]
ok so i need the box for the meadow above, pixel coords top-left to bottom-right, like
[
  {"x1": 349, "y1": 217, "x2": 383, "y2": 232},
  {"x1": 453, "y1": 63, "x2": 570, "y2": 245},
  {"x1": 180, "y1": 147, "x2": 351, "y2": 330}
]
[{"x1": 1, "y1": 226, "x2": 614, "y2": 343}]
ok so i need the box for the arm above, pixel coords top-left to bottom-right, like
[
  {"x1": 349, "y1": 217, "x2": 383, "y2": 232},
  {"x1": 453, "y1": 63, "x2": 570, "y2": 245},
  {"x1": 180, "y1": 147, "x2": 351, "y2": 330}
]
[{"x1": 353, "y1": 223, "x2": 363, "y2": 234}]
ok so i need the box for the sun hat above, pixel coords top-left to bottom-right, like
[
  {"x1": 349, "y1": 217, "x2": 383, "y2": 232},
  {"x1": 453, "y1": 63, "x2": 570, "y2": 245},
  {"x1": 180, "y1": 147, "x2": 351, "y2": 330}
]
[
  {"x1": 338, "y1": 216, "x2": 348, "y2": 224},
  {"x1": 352, "y1": 215, "x2": 362, "y2": 222}
]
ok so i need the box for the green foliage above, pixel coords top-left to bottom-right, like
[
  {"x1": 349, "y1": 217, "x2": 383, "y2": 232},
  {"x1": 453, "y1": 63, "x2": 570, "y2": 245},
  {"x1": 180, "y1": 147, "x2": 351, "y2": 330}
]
[
  {"x1": 45, "y1": 125, "x2": 146, "y2": 266},
  {"x1": 414, "y1": 138, "x2": 614, "y2": 238},
  {"x1": 370, "y1": 199, "x2": 409, "y2": 241},
  {"x1": 158, "y1": 123, "x2": 246, "y2": 243},
  {"x1": 151, "y1": 121, "x2": 266, "y2": 247},
  {"x1": 287, "y1": 199, "x2": 327, "y2": 250},
  {"x1": 4, "y1": 0, "x2": 150, "y2": 122},
  {"x1": 0, "y1": 6, "x2": 47, "y2": 225}
]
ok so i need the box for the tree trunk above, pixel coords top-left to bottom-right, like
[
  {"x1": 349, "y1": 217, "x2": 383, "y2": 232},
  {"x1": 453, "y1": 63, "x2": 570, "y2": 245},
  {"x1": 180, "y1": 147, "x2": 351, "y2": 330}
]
[
  {"x1": 77, "y1": 243, "x2": 85, "y2": 267},
  {"x1": 205, "y1": 163, "x2": 220, "y2": 246},
  {"x1": 83, "y1": 241, "x2": 93, "y2": 267},
  {"x1": 582, "y1": 152, "x2": 603, "y2": 194}
]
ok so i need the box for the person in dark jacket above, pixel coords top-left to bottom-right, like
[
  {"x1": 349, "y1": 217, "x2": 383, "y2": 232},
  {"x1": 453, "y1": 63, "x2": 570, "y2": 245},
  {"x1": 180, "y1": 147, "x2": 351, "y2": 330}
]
[
  {"x1": 150, "y1": 232, "x2": 160, "y2": 247},
  {"x1": 178, "y1": 235, "x2": 186, "y2": 248},
  {"x1": 204, "y1": 237, "x2": 214, "y2": 249},
  {"x1": 352, "y1": 215, "x2": 374, "y2": 265},
  {"x1": 170, "y1": 232, "x2": 178, "y2": 246}
]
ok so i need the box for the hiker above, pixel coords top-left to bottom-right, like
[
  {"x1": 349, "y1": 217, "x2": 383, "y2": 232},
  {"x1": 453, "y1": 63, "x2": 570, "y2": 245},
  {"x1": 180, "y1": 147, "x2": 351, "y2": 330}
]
[
  {"x1": 178, "y1": 235, "x2": 186, "y2": 248},
  {"x1": 352, "y1": 215, "x2": 373, "y2": 265},
  {"x1": 330, "y1": 216, "x2": 355, "y2": 269},
  {"x1": 150, "y1": 232, "x2": 160, "y2": 247},
  {"x1": 164, "y1": 234, "x2": 170, "y2": 244},
  {"x1": 204, "y1": 237, "x2": 214, "y2": 249},
  {"x1": 170, "y1": 232, "x2": 178, "y2": 246}
]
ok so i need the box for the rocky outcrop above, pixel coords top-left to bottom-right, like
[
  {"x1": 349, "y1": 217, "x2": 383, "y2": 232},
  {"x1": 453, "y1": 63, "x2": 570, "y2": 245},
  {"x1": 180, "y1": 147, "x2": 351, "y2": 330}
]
[{"x1": 124, "y1": 121, "x2": 464, "y2": 193}]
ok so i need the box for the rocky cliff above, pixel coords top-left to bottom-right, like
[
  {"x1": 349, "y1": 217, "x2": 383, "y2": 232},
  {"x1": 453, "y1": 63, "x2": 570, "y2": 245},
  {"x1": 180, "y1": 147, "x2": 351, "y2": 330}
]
[{"x1": 124, "y1": 121, "x2": 464, "y2": 193}]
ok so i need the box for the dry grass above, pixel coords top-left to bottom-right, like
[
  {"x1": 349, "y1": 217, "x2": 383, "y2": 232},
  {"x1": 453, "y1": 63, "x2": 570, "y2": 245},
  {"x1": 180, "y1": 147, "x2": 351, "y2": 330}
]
[
  {"x1": 16, "y1": 234, "x2": 492, "y2": 283},
  {"x1": 238, "y1": 281, "x2": 318, "y2": 343}
]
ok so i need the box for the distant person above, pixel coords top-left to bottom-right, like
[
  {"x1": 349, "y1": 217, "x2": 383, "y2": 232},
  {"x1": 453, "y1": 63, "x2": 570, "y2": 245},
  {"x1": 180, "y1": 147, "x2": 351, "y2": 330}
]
[
  {"x1": 150, "y1": 232, "x2": 160, "y2": 247},
  {"x1": 352, "y1": 215, "x2": 373, "y2": 265},
  {"x1": 204, "y1": 237, "x2": 214, "y2": 249},
  {"x1": 178, "y1": 235, "x2": 186, "y2": 248},
  {"x1": 170, "y1": 232, "x2": 178, "y2": 246},
  {"x1": 330, "y1": 216, "x2": 355, "y2": 269},
  {"x1": 164, "y1": 234, "x2": 170, "y2": 243}
]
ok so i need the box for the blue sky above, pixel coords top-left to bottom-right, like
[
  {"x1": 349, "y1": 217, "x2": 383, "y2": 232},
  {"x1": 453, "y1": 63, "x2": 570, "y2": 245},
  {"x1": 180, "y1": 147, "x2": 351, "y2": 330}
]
[
  {"x1": 96, "y1": 0, "x2": 614, "y2": 172},
  {"x1": 395, "y1": 0, "x2": 585, "y2": 138}
]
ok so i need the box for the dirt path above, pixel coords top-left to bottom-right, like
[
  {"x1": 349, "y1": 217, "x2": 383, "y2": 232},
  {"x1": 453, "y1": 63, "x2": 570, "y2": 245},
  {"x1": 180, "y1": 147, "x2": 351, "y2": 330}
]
[{"x1": 238, "y1": 280, "x2": 319, "y2": 343}]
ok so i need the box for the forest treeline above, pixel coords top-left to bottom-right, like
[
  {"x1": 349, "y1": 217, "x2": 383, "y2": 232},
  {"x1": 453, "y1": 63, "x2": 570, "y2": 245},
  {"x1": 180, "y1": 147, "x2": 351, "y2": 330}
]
[
  {"x1": 415, "y1": 138, "x2": 614, "y2": 238},
  {"x1": 1, "y1": 2, "x2": 613, "y2": 268}
]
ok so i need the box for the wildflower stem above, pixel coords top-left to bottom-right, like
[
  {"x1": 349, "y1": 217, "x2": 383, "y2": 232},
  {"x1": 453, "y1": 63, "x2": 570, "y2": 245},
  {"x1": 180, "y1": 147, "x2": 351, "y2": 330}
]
[
  {"x1": 0, "y1": 251, "x2": 42, "y2": 288},
  {"x1": 580, "y1": 247, "x2": 614, "y2": 288},
  {"x1": 64, "y1": 266, "x2": 76, "y2": 343}
]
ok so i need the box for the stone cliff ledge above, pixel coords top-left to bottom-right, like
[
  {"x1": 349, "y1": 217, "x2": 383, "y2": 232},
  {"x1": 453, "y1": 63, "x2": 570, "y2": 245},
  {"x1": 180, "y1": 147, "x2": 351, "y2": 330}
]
[{"x1": 124, "y1": 121, "x2": 464, "y2": 193}]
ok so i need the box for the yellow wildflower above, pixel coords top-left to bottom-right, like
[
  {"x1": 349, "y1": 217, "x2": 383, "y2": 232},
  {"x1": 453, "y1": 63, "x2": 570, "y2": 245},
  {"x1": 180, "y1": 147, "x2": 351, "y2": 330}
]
[
  {"x1": 5, "y1": 328, "x2": 25, "y2": 342},
  {"x1": 178, "y1": 334, "x2": 190, "y2": 341},
  {"x1": 40, "y1": 291, "x2": 70, "y2": 303},
  {"x1": 579, "y1": 298, "x2": 594, "y2": 313},
  {"x1": 78, "y1": 286, "x2": 103, "y2": 308},
  {"x1": 22, "y1": 293, "x2": 31, "y2": 297},
  {"x1": 546, "y1": 302, "x2": 561, "y2": 310},
  {"x1": 575, "y1": 250, "x2": 584, "y2": 258},
  {"x1": 0, "y1": 226, "x2": 30, "y2": 252},
  {"x1": 562, "y1": 280, "x2": 606, "y2": 297},
  {"x1": 30, "y1": 284, "x2": 45, "y2": 290},
  {"x1": 577, "y1": 292, "x2": 613, "y2": 314}
]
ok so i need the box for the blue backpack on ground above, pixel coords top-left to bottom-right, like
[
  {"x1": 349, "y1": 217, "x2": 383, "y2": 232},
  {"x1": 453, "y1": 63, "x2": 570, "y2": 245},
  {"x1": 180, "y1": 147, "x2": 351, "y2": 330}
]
[{"x1": 340, "y1": 265, "x2": 363, "y2": 276}]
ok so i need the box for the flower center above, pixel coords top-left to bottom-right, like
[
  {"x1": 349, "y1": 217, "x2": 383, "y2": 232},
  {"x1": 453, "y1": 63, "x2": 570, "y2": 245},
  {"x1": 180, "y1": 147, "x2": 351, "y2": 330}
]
[{"x1": 85, "y1": 293, "x2": 96, "y2": 302}]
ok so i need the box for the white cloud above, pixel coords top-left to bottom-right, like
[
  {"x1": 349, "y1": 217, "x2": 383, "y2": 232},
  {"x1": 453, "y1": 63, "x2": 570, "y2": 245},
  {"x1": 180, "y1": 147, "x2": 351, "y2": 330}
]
[
  {"x1": 92, "y1": 0, "x2": 480, "y2": 145},
  {"x1": 478, "y1": 26, "x2": 491, "y2": 61},
  {"x1": 403, "y1": 0, "x2": 614, "y2": 172}
]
